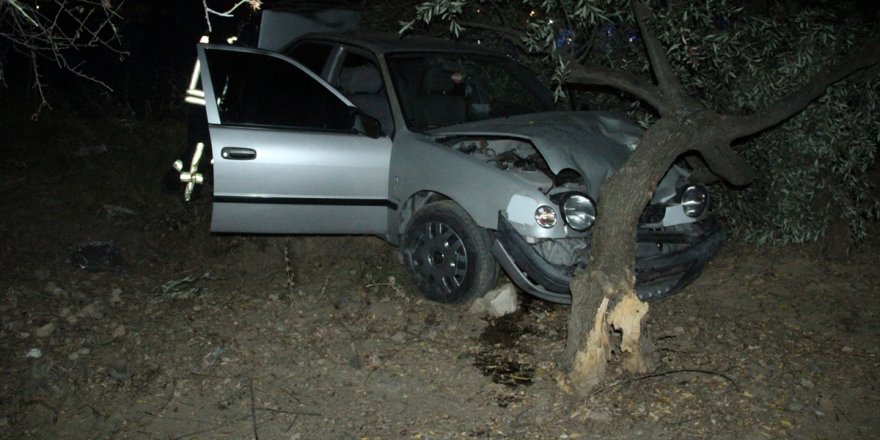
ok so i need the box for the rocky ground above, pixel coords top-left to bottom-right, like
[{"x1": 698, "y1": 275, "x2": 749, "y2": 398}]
[{"x1": 1, "y1": 113, "x2": 878, "y2": 439}]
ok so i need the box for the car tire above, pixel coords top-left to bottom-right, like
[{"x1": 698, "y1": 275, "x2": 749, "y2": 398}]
[{"x1": 402, "y1": 201, "x2": 498, "y2": 304}]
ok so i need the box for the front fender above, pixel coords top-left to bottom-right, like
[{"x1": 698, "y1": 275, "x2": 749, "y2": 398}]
[{"x1": 389, "y1": 131, "x2": 568, "y2": 241}]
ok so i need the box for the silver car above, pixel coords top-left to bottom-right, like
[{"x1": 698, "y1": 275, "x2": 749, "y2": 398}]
[{"x1": 193, "y1": 32, "x2": 723, "y2": 304}]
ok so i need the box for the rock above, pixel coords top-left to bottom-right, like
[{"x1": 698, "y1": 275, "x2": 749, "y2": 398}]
[
  {"x1": 43, "y1": 281, "x2": 57, "y2": 294},
  {"x1": 111, "y1": 325, "x2": 126, "y2": 339},
  {"x1": 110, "y1": 288, "x2": 122, "y2": 304},
  {"x1": 66, "y1": 315, "x2": 79, "y2": 325},
  {"x1": 69, "y1": 347, "x2": 90, "y2": 360},
  {"x1": 800, "y1": 379, "x2": 815, "y2": 390},
  {"x1": 787, "y1": 400, "x2": 803, "y2": 412},
  {"x1": 25, "y1": 348, "x2": 43, "y2": 358},
  {"x1": 469, "y1": 284, "x2": 518, "y2": 318},
  {"x1": 77, "y1": 302, "x2": 101, "y2": 319},
  {"x1": 35, "y1": 323, "x2": 55, "y2": 338}
]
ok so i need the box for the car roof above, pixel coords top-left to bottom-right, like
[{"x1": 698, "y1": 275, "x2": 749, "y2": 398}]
[{"x1": 295, "y1": 31, "x2": 503, "y2": 57}]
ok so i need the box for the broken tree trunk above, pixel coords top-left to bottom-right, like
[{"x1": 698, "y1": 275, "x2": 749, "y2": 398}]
[{"x1": 562, "y1": 117, "x2": 699, "y2": 391}]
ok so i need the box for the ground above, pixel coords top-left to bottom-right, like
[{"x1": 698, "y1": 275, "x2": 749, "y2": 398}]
[{"x1": 1, "y1": 112, "x2": 878, "y2": 439}]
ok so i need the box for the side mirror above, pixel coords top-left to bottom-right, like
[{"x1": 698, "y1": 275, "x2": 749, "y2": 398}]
[{"x1": 353, "y1": 112, "x2": 384, "y2": 139}]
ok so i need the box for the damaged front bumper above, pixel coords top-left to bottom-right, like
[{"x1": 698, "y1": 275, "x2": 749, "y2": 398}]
[{"x1": 492, "y1": 214, "x2": 725, "y2": 303}]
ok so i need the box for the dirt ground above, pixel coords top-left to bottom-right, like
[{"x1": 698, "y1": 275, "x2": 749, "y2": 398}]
[{"x1": 1, "y1": 113, "x2": 878, "y2": 439}]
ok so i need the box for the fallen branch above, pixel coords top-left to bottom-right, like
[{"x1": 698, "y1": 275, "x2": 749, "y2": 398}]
[
  {"x1": 249, "y1": 376, "x2": 259, "y2": 440},
  {"x1": 600, "y1": 365, "x2": 744, "y2": 392}
]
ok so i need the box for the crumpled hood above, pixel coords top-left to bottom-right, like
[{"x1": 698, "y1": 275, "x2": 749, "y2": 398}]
[{"x1": 429, "y1": 111, "x2": 643, "y2": 194}]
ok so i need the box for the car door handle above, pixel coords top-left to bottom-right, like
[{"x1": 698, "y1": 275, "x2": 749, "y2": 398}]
[{"x1": 221, "y1": 147, "x2": 257, "y2": 160}]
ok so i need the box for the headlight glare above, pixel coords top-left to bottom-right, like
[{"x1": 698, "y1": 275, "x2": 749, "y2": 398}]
[
  {"x1": 681, "y1": 184, "x2": 709, "y2": 217},
  {"x1": 534, "y1": 205, "x2": 558, "y2": 228},
  {"x1": 562, "y1": 193, "x2": 596, "y2": 231}
]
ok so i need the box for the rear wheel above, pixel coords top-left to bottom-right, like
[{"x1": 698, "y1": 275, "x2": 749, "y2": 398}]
[{"x1": 402, "y1": 201, "x2": 498, "y2": 304}]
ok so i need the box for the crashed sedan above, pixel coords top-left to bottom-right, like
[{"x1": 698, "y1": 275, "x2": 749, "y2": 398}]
[{"x1": 193, "y1": 32, "x2": 723, "y2": 304}]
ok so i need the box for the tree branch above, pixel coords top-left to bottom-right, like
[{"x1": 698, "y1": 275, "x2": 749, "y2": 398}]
[
  {"x1": 567, "y1": 63, "x2": 673, "y2": 116},
  {"x1": 730, "y1": 40, "x2": 880, "y2": 138},
  {"x1": 632, "y1": 1, "x2": 687, "y2": 107},
  {"x1": 457, "y1": 20, "x2": 528, "y2": 51},
  {"x1": 694, "y1": 139, "x2": 755, "y2": 186}
]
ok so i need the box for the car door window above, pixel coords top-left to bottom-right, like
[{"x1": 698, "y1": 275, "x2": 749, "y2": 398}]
[
  {"x1": 204, "y1": 49, "x2": 353, "y2": 130},
  {"x1": 285, "y1": 41, "x2": 335, "y2": 77}
]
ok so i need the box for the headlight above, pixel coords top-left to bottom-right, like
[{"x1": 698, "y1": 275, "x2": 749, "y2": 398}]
[
  {"x1": 561, "y1": 193, "x2": 596, "y2": 231},
  {"x1": 534, "y1": 205, "x2": 558, "y2": 228},
  {"x1": 681, "y1": 184, "x2": 709, "y2": 217}
]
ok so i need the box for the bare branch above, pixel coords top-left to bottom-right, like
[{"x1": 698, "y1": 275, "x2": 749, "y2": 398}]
[
  {"x1": 202, "y1": 0, "x2": 261, "y2": 33},
  {"x1": 1, "y1": 0, "x2": 126, "y2": 117}
]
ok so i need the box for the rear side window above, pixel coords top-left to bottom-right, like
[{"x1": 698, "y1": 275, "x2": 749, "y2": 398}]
[
  {"x1": 286, "y1": 42, "x2": 334, "y2": 76},
  {"x1": 205, "y1": 49, "x2": 353, "y2": 131}
]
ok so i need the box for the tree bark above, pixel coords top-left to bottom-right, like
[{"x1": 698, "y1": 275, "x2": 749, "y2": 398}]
[{"x1": 562, "y1": 118, "x2": 694, "y2": 391}]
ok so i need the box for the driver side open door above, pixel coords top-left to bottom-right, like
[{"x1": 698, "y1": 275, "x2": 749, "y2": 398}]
[{"x1": 198, "y1": 44, "x2": 394, "y2": 235}]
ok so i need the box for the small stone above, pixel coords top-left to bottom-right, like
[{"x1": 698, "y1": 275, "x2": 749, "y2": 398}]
[
  {"x1": 800, "y1": 379, "x2": 815, "y2": 390},
  {"x1": 69, "y1": 347, "x2": 90, "y2": 360},
  {"x1": 77, "y1": 303, "x2": 100, "y2": 319},
  {"x1": 391, "y1": 331, "x2": 406, "y2": 343},
  {"x1": 35, "y1": 323, "x2": 55, "y2": 338},
  {"x1": 851, "y1": 281, "x2": 868, "y2": 291},
  {"x1": 841, "y1": 346, "x2": 853, "y2": 353},
  {"x1": 468, "y1": 283, "x2": 518, "y2": 318},
  {"x1": 66, "y1": 315, "x2": 79, "y2": 325},
  {"x1": 786, "y1": 401, "x2": 803, "y2": 412},
  {"x1": 25, "y1": 348, "x2": 43, "y2": 358},
  {"x1": 111, "y1": 325, "x2": 126, "y2": 339},
  {"x1": 59, "y1": 307, "x2": 71, "y2": 318},
  {"x1": 672, "y1": 326, "x2": 686, "y2": 336},
  {"x1": 43, "y1": 281, "x2": 57, "y2": 294},
  {"x1": 110, "y1": 288, "x2": 122, "y2": 304}
]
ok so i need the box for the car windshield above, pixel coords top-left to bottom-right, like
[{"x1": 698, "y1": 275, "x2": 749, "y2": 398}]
[{"x1": 387, "y1": 52, "x2": 555, "y2": 131}]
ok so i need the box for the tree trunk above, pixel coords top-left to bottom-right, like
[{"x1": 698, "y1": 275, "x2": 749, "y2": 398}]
[
  {"x1": 562, "y1": 118, "x2": 694, "y2": 391},
  {"x1": 555, "y1": 1, "x2": 879, "y2": 395}
]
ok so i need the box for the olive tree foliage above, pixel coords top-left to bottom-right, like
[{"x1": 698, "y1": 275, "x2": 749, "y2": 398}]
[
  {"x1": 645, "y1": 4, "x2": 880, "y2": 245},
  {"x1": 404, "y1": 0, "x2": 880, "y2": 392},
  {"x1": 0, "y1": 0, "x2": 124, "y2": 117},
  {"x1": 402, "y1": 0, "x2": 880, "y2": 246}
]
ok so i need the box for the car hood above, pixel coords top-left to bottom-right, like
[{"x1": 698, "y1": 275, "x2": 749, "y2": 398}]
[{"x1": 428, "y1": 111, "x2": 642, "y2": 194}]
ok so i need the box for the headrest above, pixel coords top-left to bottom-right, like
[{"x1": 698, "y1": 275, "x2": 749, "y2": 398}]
[
  {"x1": 339, "y1": 65, "x2": 383, "y2": 94},
  {"x1": 421, "y1": 67, "x2": 454, "y2": 94}
]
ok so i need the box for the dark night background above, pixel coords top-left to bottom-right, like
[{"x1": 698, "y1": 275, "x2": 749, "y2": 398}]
[{"x1": 1, "y1": 0, "x2": 877, "y2": 118}]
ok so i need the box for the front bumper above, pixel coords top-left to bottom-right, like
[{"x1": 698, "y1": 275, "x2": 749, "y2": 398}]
[{"x1": 492, "y1": 214, "x2": 724, "y2": 303}]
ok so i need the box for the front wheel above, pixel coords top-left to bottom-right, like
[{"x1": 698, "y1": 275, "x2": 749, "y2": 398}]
[{"x1": 401, "y1": 201, "x2": 498, "y2": 304}]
